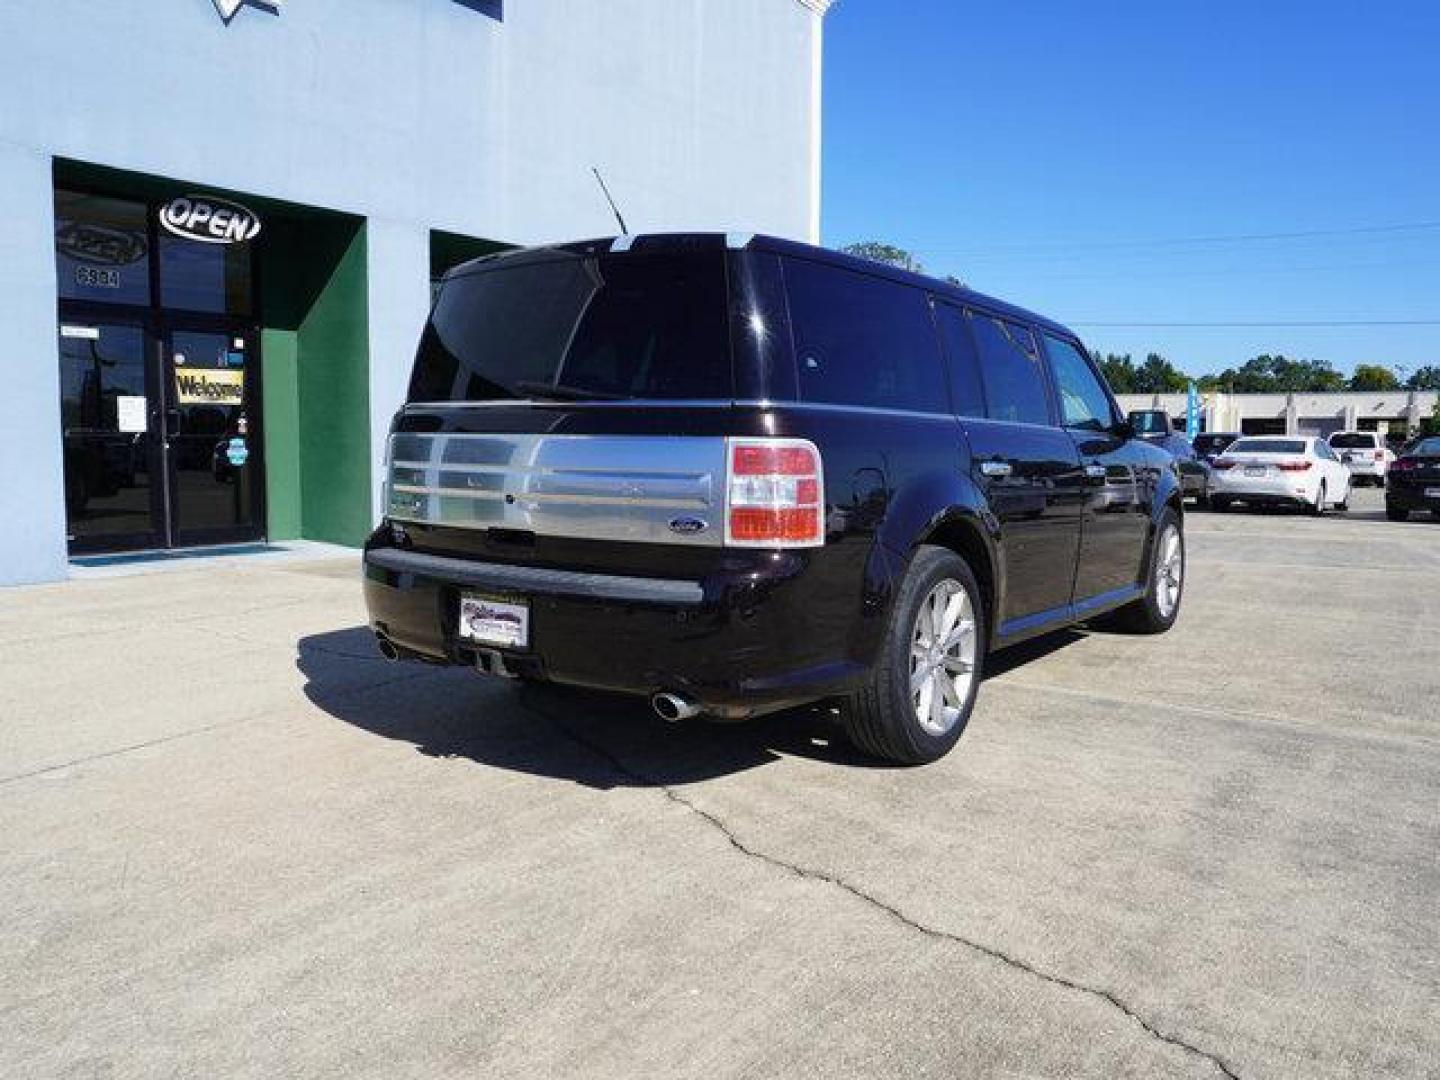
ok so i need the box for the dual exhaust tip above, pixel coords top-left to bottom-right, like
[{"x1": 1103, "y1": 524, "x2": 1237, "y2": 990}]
[
  {"x1": 650, "y1": 692, "x2": 702, "y2": 722},
  {"x1": 378, "y1": 630, "x2": 703, "y2": 722},
  {"x1": 375, "y1": 633, "x2": 401, "y2": 662}
]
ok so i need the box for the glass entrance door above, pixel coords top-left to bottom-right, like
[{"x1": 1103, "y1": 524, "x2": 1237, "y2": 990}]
[
  {"x1": 58, "y1": 318, "x2": 164, "y2": 553},
  {"x1": 55, "y1": 184, "x2": 267, "y2": 556},
  {"x1": 162, "y1": 326, "x2": 264, "y2": 546}
]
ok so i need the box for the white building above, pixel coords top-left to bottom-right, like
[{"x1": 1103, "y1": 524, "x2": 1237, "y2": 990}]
[
  {"x1": 1117, "y1": 390, "x2": 1438, "y2": 439},
  {"x1": 0, "y1": 0, "x2": 830, "y2": 585}
]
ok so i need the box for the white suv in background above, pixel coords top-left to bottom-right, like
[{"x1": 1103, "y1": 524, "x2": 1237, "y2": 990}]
[{"x1": 1328, "y1": 431, "x2": 1395, "y2": 486}]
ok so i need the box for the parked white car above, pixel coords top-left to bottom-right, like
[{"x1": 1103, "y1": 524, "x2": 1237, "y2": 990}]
[
  {"x1": 1327, "y1": 431, "x2": 1395, "y2": 486},
  {"x1": 1210, "y1": 436, "x2": 1352, "y2": 514}
]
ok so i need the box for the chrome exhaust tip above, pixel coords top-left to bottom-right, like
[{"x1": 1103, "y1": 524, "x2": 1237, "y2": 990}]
[
  {"x1": 375, "y1": 634, "x2": 400, "y2": 662},
  {"x1": 651, "y1": 692, "x2": 702, "y2": 722}
]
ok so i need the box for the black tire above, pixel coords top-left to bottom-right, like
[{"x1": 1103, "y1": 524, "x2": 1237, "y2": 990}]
[
  {"x1": 1110, "y1": 508, "x2": 1185, "y2": 634},
  {"x1": 1386, "y1": 503, "x2": 1409, "y2": 522},
  {"x1": 842, "y1": 546, "x2": 986, "y2": 765},
  {"x1": 1211, "y1": 496, "x2": 1230, "y2": 512}
]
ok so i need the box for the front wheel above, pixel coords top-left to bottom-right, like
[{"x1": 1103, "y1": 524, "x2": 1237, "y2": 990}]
[
  {"x1": 842, "y1": 546, "x2": 985, "y2": 765},
  {"x1": 1110, "y1": 510, "x2": 1185, "y2": 634},
  {"x1": 1387, "y1": 503, "x2": 1409, "y2": 522}
]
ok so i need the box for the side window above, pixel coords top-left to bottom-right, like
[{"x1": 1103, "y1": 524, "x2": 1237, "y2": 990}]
[
  {"x1": 1043, "y1": 333, "x2": 1116, "y2": 431},
  {"x1": 784, "y1": 258, "x2": 948, "y2": 412},
  {"x1": 932, "y1": 302, "x2": 986, "y2": 418},
  {"x1": 969, "y1": 312, "x2": 1050, "y2": 425}
]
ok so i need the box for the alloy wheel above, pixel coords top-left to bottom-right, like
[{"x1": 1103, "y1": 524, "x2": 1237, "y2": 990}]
[
  {"x1": 909, "y1": 579, "x2": 977, "y2": 737},
  {"x1": 1155, "y1": 525, "x2": 1184, "y2": 619}
]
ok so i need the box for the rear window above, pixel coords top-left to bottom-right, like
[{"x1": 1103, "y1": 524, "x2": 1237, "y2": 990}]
[
  {"x1": 1229, "y1": 439, "x2": 1307, "y2": 454},
  {"x1": 1193, "y1": 434, "x2": 1235, "y2": 453},
  {"x1": 1329, "y1": 433, "x2": 1376, "y2": 449},
  {"x1": 1407, "y1": 437, "x2": 1440, "y2": 456},
  {"x1": 409, "y1": 251, "x2": 731, "y2": 402},
  {"x1": 783, "y1": 257, "x2": 948, "y2": 413}
]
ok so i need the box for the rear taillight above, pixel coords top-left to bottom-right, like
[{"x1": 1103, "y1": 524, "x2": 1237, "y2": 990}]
[
  {"x1": 1277, "y1": 460, "x2": 1313, "y2": 472},
  {"x1": 1373, "y1": 450, "x2": 1384, "y2": 461},
  {"x1": 1212, "y1": 458, "x2": 1236, "y2": 470},
  {"x1": 725, "y1": 437, "x2": 825, "y2": 547},
  {"x1": 1393, "y1": 457, "x2": 1418, "y2": 472}
]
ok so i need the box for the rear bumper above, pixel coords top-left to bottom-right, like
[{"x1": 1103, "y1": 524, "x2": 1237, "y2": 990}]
[
  {"x1": 1385, "y1": 481, "x2": 1440, "y2": 511},
  {"x1": 362, "y1": 536, "x2": 883, "y2": 713},
  {"x1": 1342, "y1": 460, "x2": 1385, "y2": 477},
  {"x1": 1210, "y1": 473, "x2": 1315, "y2": 503}
]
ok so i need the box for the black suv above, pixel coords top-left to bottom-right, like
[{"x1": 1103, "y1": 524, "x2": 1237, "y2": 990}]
[{"x1": 364, "y1": 234, "x2": 1185, "y2": 763}]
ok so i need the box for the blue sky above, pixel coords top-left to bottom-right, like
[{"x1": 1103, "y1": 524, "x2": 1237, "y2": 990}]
[{"x1": 820, "y1": 0, "x2": 1440, "y2": 379}]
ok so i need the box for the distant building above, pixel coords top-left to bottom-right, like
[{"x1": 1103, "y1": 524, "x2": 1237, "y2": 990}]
[{"x1": 1117, "y1": 390, "x2": 1438, "y2": 440}]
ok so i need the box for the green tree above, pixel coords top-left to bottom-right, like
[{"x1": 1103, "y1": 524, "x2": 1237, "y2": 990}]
[
  {"x1": 1407, "y1": 365, "x2": 1440, "y2": 391},
  {"x1": 1094, "y1": 352, "x2": 1136, "y2": 393},
  {"x1": 1210, "y1": 354, "x2": 1344, "y2": 393},
  {"x1": 840, "y1": 241, "x2": 923, "y2": 273},
  {"x1": 1133, "y1": 352, "x2": 1190, "y2": 394},
  {"x1": 1348, "y1": 364, "x2": 1400, "y2": 391}
]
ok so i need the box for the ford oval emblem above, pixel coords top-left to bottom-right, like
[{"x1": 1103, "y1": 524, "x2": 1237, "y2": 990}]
[
  {"x1": 668, "y1": 517, "x2": 708, "y2": 536},
  {"x1": 159, "y1": 194, "x2": 263, "y2": 246}
]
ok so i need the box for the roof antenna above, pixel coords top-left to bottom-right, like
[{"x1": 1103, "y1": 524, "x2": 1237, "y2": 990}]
[{"x1": 592, "y1": 167, "x2": 629, "y2": 235}]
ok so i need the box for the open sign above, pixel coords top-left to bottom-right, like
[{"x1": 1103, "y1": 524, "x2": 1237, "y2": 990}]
[{"x1": 159, "y1": 194, "x2": 262, "y2": 245}]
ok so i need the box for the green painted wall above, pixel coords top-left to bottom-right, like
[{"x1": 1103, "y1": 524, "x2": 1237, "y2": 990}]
[
  {"x1": 259, "y1": 216, "x2": 370, "y2": 547},
  {"x1": 297, "y1": 227, "x2": 371, "y2": 545},
  {"x1": 259, "y1": 328, "x2": 301, "y2": 540}
]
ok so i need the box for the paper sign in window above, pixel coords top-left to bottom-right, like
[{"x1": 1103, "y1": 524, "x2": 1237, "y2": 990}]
[{"x1": 116, "y1": 396, "x2": 148, "y2": 433}]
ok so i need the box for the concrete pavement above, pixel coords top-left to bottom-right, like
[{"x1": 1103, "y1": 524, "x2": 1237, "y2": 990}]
[{"x1": 2, "y1": 488, "x2": 1437, "y2": 1079}]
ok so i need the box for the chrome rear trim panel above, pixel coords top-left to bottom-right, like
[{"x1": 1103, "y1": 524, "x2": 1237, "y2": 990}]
[{"x1": 385, "y1": 433, "x2": 727, "y2": 546}]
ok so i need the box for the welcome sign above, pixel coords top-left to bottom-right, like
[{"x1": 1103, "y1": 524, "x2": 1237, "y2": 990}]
[{"x1": 176, "y1": 369, "x2": 245, "y2": 405}]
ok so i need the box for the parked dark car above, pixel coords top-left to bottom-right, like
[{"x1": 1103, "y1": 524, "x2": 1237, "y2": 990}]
[
  {"x1": 363, "y1": 234, "x2": 1185, "y2": 764},
  {"x1": 1129, "y1": 409, "x2": 1211, "y2": 506},
  {"x1": 1385, "y1": 435, "x2": 1440, "y2": 521},
  {"x1": 1192, "y1": 431, "x2": 1241, "y2": 463}
]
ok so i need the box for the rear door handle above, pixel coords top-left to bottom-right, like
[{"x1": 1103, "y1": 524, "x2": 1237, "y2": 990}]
[{"x1": 979, "y1": 460, "x2": 1013, "y2": 478}]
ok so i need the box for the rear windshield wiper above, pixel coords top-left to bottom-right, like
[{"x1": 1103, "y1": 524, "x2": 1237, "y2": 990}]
[{"x1": 512, "y1": 380, "x2": 627, "y2": 402}]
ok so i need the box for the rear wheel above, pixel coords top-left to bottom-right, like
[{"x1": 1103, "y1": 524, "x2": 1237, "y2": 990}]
[
  {"x1": 842, "y1": 546, "x2": 984, "y2": 765},
  {"x1": 1386, "y1": 503, "x2": 1409, "y2": 522},
  {"x1": 1110, "y1": 509, "x2": 1185, "y2": 634}
]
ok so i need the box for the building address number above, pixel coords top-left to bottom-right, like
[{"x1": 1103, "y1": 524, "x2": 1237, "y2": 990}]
[{"x1": 75, "y1": 266, "x2": 121, "y2": 289}]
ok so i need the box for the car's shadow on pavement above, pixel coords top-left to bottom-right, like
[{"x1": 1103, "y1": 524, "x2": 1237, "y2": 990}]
[{"x1": 297, "y1": 625, "x2": 1086, "y2": 788}]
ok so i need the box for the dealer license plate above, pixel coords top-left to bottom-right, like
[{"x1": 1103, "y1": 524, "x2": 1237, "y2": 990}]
[
  {"x1": 459, "y1": 594, "x2": 529, "y2": 649},
  {"x1": 1245, "y1": 466, "x2": 1266, "y2": 477}
]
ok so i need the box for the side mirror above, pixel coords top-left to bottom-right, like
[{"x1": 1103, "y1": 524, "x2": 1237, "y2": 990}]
[{"x1": 1127, "y1": 409, "x2": 1171, "y2": 437}]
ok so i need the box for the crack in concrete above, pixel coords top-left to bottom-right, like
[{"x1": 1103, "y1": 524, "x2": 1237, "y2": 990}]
[{"x1": 530, "y1": 704, "x2": 1243, "y2": 1080}]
